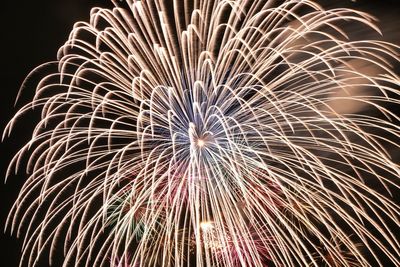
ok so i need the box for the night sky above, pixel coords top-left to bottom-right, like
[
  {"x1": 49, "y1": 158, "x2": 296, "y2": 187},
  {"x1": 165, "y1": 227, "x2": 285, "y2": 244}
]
[{"x1": 0, "y1": 1, "x2": 399, "y2": 266}]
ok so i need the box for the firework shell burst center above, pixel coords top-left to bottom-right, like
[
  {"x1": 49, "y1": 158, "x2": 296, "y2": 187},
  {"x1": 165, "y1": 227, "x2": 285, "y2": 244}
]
[{"x1": 4, "y1": 0, "x2": 400, "y2": 266}]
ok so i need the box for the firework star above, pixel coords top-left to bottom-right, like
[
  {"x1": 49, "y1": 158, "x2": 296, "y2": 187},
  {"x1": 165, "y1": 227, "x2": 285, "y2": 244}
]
[{"x1": 4, "y1": 0, "x2": 400, "y2": 266}]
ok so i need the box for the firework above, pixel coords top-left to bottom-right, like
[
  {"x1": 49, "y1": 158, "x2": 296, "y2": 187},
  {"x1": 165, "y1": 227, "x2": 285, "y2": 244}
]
[{"x1": 4, "y1": 0, "x2": 400, "y2": 266}]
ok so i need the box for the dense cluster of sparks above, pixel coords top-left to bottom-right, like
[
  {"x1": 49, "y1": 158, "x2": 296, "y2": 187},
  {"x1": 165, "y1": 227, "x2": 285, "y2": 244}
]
[{"x1": 4, "y1": 0, "x2": 400, "y2": 266}]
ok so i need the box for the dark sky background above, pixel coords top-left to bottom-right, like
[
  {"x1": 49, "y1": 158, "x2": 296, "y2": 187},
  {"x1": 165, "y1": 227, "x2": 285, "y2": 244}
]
[{"x1": 0, "y1": 0, "x2": 398, "y2": 266}]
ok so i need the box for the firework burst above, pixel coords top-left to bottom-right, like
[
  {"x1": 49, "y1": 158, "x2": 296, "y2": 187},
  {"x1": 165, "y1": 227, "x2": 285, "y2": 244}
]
[{"x1": 4, "y1": 0, "x2": 400, "y2": 266}]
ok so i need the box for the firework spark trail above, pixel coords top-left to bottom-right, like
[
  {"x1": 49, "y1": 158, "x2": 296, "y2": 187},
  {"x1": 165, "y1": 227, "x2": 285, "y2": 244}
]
[{"x1": 3, "y1": 0, "x2": 400, "y2": 266}]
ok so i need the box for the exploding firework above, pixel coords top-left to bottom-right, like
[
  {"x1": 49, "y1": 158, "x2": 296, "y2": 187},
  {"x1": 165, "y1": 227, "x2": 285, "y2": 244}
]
[{"x1": 4, "y1": 0, "x2": 400, "y2": 266}]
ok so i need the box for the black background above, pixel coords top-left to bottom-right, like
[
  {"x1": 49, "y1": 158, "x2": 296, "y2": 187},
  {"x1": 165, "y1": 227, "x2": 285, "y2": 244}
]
[{"x1": 0, "y1": 0, "x2": 398, "y2": 266}]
